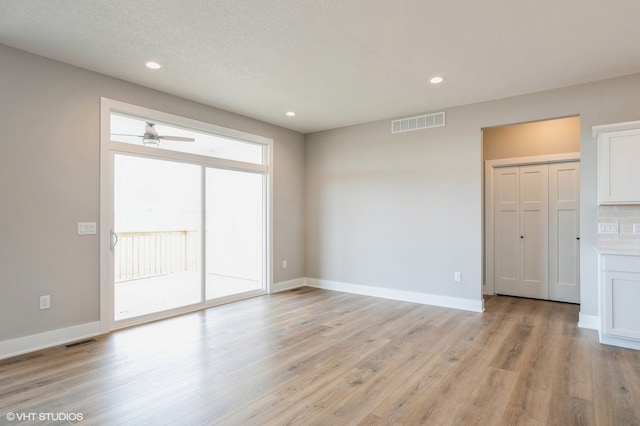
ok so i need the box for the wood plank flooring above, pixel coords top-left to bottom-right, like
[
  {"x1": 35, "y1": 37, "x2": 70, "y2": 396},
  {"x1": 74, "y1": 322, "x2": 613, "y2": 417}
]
[{"x1": 1, "y1": 287, "x2": 640, "y2": 425}]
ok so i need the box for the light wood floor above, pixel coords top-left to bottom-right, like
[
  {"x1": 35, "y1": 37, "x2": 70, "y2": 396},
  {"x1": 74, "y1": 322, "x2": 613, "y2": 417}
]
[{"x1": 1, "y1": 288, "x2": 640, "y2": 425}]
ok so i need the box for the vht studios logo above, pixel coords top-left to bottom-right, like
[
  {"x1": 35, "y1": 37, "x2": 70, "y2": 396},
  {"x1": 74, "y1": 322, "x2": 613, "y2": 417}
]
[{"x1": 5, "y1": 412, "x2": 84, "y2": 422}]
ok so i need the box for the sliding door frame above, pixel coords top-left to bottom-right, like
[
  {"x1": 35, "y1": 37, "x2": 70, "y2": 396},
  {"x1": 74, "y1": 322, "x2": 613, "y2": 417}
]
[{"x1": 99, "y1": 98, "x2": 273, "y2": 332}]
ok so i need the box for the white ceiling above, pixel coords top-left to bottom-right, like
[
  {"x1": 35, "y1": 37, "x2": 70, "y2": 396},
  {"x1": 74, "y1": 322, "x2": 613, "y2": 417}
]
[{"x1": 1, "y1": 0, "x2": 639, "y2": 134}]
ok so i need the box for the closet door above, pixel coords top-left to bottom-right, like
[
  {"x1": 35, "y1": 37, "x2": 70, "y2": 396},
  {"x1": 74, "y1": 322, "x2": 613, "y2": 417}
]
[
  {"x1": 519, "y1": 165, "x2": 549, "y2": 299},
  {"x1": 549, "y1": 162, "x2": 580, "y2": 303},
  {"x1": 494, "y1": 167, "x2": 520, "y2": 296},
  {"x1": 493, "y1": 165, "x2": 548, "y2": 299}
]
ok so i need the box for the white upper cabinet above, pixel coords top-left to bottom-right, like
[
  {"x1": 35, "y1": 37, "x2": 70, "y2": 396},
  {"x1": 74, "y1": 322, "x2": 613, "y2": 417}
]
[{"x1": 593, "y1": 120, "x2": 640, "y2": 205}]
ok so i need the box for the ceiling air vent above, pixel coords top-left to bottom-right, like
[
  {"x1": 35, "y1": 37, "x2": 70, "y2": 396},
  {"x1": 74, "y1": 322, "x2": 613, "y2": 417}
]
[{"x1": 391, "y1": 111, "x2": 445, "y2": 134}]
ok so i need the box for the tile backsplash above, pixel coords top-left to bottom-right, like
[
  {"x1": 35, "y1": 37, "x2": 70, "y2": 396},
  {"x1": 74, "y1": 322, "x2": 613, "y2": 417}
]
[{"x1": 598, "y1": 205, "x2": 640, "y2": 252}]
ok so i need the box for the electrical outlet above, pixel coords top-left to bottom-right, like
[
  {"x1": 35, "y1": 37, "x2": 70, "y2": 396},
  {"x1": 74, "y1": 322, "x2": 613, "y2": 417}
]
[
  {"x1": 454, "y1": 272, "x2": 462, "y2": 282},
  {"x1": 634, "y1": 223, "x2": 640, "y2": 235},
  {"x1": 598, "y1": 223, "x2": 618, "y2": 234},
  {"x1": 282, "y1": 260, "x2": 287, "y2": 269},
  {"x1": 40, "y1": 295, "x2": 50, "y2": 310}
]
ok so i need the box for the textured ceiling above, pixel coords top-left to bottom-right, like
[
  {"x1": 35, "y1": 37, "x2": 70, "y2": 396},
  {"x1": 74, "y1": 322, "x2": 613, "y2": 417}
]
[{"x1": 1, "y1": 0, "x2": 639, "y2": 134}]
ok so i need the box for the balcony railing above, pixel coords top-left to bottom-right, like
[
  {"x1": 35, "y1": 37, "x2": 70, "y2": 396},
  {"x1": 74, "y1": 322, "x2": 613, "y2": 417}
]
[{"x1": 114, "y1": 231, "x2": 199, "y2": 282}]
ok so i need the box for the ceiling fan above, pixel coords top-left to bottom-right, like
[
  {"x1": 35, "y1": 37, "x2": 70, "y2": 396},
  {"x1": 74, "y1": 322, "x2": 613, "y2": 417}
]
[{"x1": 112, "y1": 122, "x2": 195, "y2": 145}]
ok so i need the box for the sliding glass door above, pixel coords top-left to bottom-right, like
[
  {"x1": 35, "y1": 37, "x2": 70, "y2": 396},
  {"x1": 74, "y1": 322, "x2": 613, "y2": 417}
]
[
  {"x1": 103, "y1": 100, "x2": 271, "y2": 330},
  {"x1": 206, "y1": 168, "x2": 264, "y2": 300},
  {"x1": 113, "y1": 155, "x2": 202, "y2": 321}
]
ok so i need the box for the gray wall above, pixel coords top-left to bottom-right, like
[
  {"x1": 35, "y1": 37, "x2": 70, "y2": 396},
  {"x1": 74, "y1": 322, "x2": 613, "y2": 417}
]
[
  {"x1": 3, "y1": 40, "x2": 640, "y2": 345},
  {"x1": 305, "y1": 73, "x2": 640, "y2": 315},
  {"x1": 0, "y1": 45, "x2": 305, "y2": 341}
]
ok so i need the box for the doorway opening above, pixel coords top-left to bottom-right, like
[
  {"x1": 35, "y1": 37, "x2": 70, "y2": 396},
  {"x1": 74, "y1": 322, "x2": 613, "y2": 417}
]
[{"x1": 482, "y1": 116, "x2": 581, "y2": 304}]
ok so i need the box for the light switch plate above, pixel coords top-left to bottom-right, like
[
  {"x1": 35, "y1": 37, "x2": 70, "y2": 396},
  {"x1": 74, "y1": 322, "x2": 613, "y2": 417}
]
[
  {"x1": 78, "y1": 222, "x2": 97, "y2": 235},
  {"x1": 634, "y1": 223, "x2": 640, "y2": 235}
]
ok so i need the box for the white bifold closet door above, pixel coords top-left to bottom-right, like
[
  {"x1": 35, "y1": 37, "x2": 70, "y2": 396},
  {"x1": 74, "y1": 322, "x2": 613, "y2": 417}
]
[
  {"x1": 493, "y1": 162, "x2": 580, "y2": 303},
  {"x1": 494, "y1": 165, "x2": 549, "y2": 299},
  {"x1": 548, "y1": 162, "x2": 580, "y2": 303}
]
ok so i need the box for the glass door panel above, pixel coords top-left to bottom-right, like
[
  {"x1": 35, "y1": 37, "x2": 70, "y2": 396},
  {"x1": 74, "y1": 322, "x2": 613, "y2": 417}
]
[
  {"x1": 114, "y1": 155, "x2": 202, "y2": 321},
  {"x1": 206, "y1": 168, "x2": 264, "y2": 300}
]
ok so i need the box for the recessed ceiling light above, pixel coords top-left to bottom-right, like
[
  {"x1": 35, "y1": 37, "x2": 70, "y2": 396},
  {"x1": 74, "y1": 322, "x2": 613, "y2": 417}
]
[
  {"x1": 286, "y1": 111, "x2": 296, "y2": 117},
  {"x1": 430, "y1": 76, "x2": 444, "y2": 84},
  {"x1": 145, "y1": 61, "x2": 163, "y2": 70}
]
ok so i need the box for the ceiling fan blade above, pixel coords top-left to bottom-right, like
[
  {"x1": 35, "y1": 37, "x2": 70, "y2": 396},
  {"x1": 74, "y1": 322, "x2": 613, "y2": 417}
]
[
  {"x1": 111, "y1": 133, "x2": 143, "y2": 137},
  {"x1": 158, "y1": 136, "x2": 196, "y2": 142}
]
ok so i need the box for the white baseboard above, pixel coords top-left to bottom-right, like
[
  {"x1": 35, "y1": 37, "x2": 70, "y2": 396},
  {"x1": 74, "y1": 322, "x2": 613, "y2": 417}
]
[
  {"x1": 0, "y1": 322, "x2": 102, "y2": 361},
  {"x1": 578, "y1": 313, "x2": 600, "y2": 330},
  {"x1": 305, "y1": 278, "x2": 484, "y2": 313},
  {"x1": 599, "y1": 335, "x2": 640, "y2": 351},
  {"x1": 271, "y1": 278, "x2": 306, "y2": 293}
]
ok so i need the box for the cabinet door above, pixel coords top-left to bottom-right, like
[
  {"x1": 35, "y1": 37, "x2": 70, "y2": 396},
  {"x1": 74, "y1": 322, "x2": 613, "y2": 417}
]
[
  {"x1": 494, "y1": 167, "x2": 520, "y2": 297},
  {"x1": 549, "y1": 162, "x2": 580, "y2": 303},
  {"x1": 599, "y1": 128, "x2": 640, "y2": 204},
  {"x1": 519, "y1": 165, "x2": 549, "y2": 299},
  {"x1": 603, "y1": 271, "x2": 640, "y2": 340}
]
